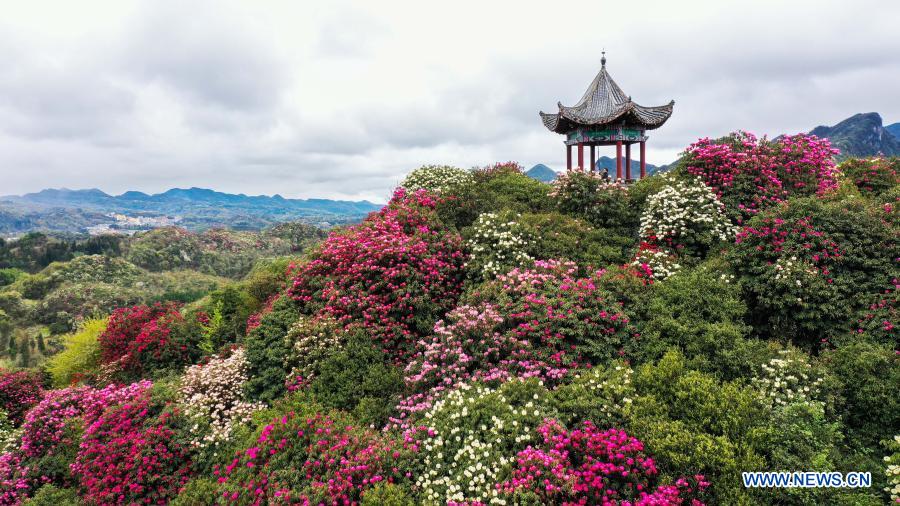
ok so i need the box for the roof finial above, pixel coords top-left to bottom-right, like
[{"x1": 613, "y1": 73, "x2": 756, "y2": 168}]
[{"x1": 601, "y1": 50, "x2": 606, "y2": 67}]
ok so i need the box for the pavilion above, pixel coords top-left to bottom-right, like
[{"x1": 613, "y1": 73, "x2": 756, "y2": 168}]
[{"x1": 539, "y1": 52, "x2": 674, "y2": 180}]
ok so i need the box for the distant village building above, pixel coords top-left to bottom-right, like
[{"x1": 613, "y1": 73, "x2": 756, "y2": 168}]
[{"x1": 540, "y1": 52, "x2": 674, "y2": 180}]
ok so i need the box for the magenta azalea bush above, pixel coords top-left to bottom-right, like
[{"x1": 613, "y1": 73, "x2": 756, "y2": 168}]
[
  {"x1": 499, "y1": 419, "x2": 709, "y2": 505},
  {"x1": 289, "y1": 188, "x2": 467, "y2": 360},
  {"x1": 215, "y1": 407, "x2": 415, "y2": 505},
  {"x1": 71, "y1": 385, "x2": 194, "y2": 505},
  {"x1": 684, "y1": 132, "x2": 840, "y2": 221}
]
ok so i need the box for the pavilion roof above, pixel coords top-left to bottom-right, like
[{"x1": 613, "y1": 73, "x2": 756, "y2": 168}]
[{"x1": 540, "y1": 58, "x2": 674, "y2": 133}]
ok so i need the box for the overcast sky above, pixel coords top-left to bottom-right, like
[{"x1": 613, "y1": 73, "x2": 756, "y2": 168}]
[{"x1": 1, "y1": 0, "x2": 898, "y2": 202}]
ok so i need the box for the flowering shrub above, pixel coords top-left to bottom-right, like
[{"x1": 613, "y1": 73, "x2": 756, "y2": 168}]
[
  {"x1": 179, "y1": 348, "x2": 262, "y2": 454},
  {"x1": 639, "y1": 178, "x2": 738, "y2": 257},
  {"x1": 466, "y1": 211, "x2": 533, "y2": 279},
  {"x1": 884, "y1": 434, "x2": 900, "y2": 503},
  {"x1": 499, "y1": 420, "x2": 709, "y2": 505},
  {"x1": 98, "y1": 302, "x2": 200, "y2": 379},
  {"x1": 0, "y1": 381, "x2": 151, "y2": 503},
  {"x1": 629, "y1": 243, "x2": 681, "y2": 282},
  {"x1": 838, "y1": 157, "x2": 899, "y2": 197},
  {"x1": 683, "y1": 132, "x2": 840, "y2": 221},
  {"x1": 470, "y1": 259, "x2": 636, "y2": 365},
  {"x1": 752, "y1": 349, "x2": 826, "y2": 408},
  {"x1": 394, "y1": 303, "x2": 560, "y2": 427},
  {"x1": 552, "y1": 170, "x2": 638, "y2": 234},
  {"x1": 729, "y1": 198, "x2": 896, "y2": 345},
  {"x1": 850, "y1": 288, "x2": 897, "y2": 347},
  {"x1": 400, "y1": 164, "x2": 474, "y2": 195},
  {"x1": 410, "y1": 379, "x2": 553, "y2": 504},
  {"x1": 551, "y1": 362, "x2": 635, "y2": 428},
  {"x1": 289, "y1": 188, "x2": 467, "y2": 360},
  {"x1": 472, "y1": 161, "x2": 525, "y2": 181},
  {"x1": 215, "y1": 404, "x2": 413, "y2": 505},
  {"x1": 0, "y1": 370, "x2": 43, "y2": 425},
  {"x1": 71, "y1": 386, "x2": 194, "y2": 505},
  {"x1": 283, "y1": 315, "x2": 342, "y2": 390}
]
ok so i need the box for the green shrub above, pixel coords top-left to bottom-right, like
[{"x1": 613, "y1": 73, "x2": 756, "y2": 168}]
[
  {"x1": 22, "y1": 484, "x2": 81, "y2": 505},
  {"x1": 550, "y1": 361, "x2": 634, "y2": 428},
  {"x1": 821, "y1": 341, "x2": 899, "y2": 449},
  {"x1": 308, "y1": 331, "x2": 403, "y2": 427},
  {"x1": 360, "y1": 483, "x2": 415, "y2": 506},
  {"x1": 45, "y1": 318, "x2": 105, "y2": 387},
  {"x1": 519, "y1": 212, "x2": 632, "y2": 269},
  {"x1": 628, "y1": 351, "x2": 770, "y2": 504},
  {"x1": 170, "y1": 478, "x2": 219, "y2": 506},
  {"x1": 472, "y1": 171, "x2": 553, "y2": 215},
  {"x1": 551, "y1": 171, "x2": 638, "y2": 236},
  {"x1": 636, "y1": 265, "x2": 767, "y2": 379},
  {"x1": 243, "y1": 295, "x2": 302, "y2": 402}
]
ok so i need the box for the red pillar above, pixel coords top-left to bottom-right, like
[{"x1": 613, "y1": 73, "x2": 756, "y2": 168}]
[
  {"x1": 625, "y1": 144, "x2": 632, "y2": 181},
  {"x1": 615, "y1": 141, "x2": 623, "y2": 180},
  {"x1": 640, "y1": 141, "x2": 646, "y2": 179},
  {"x1": 577, "y1": 143, "x2": 584, "y2": 170},
  {"x1": 589, "y1": 145, "x2": 595, "y2": 172},
  {"x1": 566, "y1": 144, "x2": 572, "y2": 171}
]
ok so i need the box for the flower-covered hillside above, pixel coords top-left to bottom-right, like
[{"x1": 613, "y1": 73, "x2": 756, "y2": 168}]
[{"x1": 0, "y1": 138, "x2": 896, "y2": 505}]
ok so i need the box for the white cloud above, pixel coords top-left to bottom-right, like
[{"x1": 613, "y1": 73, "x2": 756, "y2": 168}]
[{"x1": 0, "y1": 0, "x2": 898, "y2": 202}]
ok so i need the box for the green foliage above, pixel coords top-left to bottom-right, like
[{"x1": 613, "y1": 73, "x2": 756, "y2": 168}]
[
  {"x1": 45, "y1": 318, "x2": 105, "y2": 387},
  {"x1": 360, "y1": 483, "x2": 415, "y2": 506},
  {"x1": 22, "y1": 484, "x2": 81, "y2": 505},
  {"x1": 472, "y1": 171, "x2": 553, "y2": 216},
  {"x1": 628, "y1": 351, "x2": 770, "y2": 504},
  {"x1": 519, "y1": 212, "x2": 632, "y2": 268},
  {"x1": 243, "y1": 295, "x2": 302, "y2": 402},
  {"x1": 0, "y1": 268, "x2": 25, "y2": 287},
  {"x1": 821, "y1": 341, "x2": 899, "y2": 449},
  {"x1": 636, "y1": 265, "x2": 768, "y2": 379},
  {"x1": 170, "y1": 478, "x2": 219, "y2": 506},
  {"x1": 308, "y1": 331, "x2": 403, "y2": 427}
]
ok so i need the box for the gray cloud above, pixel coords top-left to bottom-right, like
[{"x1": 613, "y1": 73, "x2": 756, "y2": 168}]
[{"x1": 0, "y1": 0, "x2": 898, "y2": 202}]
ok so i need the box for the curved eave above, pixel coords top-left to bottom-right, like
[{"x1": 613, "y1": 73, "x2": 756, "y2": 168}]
[{"x1": 540, "y1": 100, "x2": 674, "y2": 133}]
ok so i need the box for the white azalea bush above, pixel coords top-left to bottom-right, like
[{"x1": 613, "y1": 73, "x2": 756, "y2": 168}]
[
  {"x1": 283, "y1": 315, "x2": 343, "y2": 389},
  {"x1": 178, "y1": 348, "x2": 262, "y2": 454},
  {"x1": 885, "y1": 435, "x2": 900, "y2": 502},
  {"x1": 0, "y1": 409, "x2": 19, "y2": 452},
  {"x1": 401, "y1": 164, "x2": 474, "y2": 195},
  {"x1": 640, "y1": 178, "x2": 738, "y2": 257},
  {"x1": 550, "y1": 361, "x2": 634, "y2": 428},
  {"x1": 752, "y1": 349, "x2": 826, "y2": 408},
  {"x1": 630, "y1": 245, "x2": 681, "y2": 281},
  {"x1": 412, "y1": 378, "x2": 554, "y2": 505},
  {"x1": 466, "y1": 211, "x2": 533, "y2": 279}
]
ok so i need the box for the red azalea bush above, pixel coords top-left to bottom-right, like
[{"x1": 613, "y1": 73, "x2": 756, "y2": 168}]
[
  {"x1": 838, "y1": 157, "x2": 899, "y2": 196},
  {"x1": 0, "y1": 369, "x2": 43, "y2": 425},
  {"x1": 684, "y1": 132, "x2": 840, "y2": 221},
  {"x1": 71, "y1": 387, "x2": 193, "y2": 505},
  {"x1": 98, "y1": 302, "x2": 200, "y2": 379},
  {"x1": 215, "y1": 407, "x2": 415, "y2": 505},
  {"x1": 289, "y1": 188, "x2": 467, "y2": 360},
  {"x1": 499, "y1": 420, "x2": 709, "y2": 505}
]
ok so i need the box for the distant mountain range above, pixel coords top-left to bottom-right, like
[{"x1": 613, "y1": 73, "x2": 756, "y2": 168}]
[
  {"x1": 0, "y1": 187, "x2": 382, "y2": 236},
  {"x1": 809, "y1": 112, "x2": 900, "y2": 157},
  {"x1": 526, "y1": 156, "x2": 667, "y2": 182}
]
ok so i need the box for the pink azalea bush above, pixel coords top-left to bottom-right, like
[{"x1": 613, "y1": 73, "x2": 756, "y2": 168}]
[
  {"x1": 71, "y1": 385, "x2": 194, "y2": 505},
  {"x1": 214, "y1": 408, "x2": 415, "y2": 505},
  {"x1": 289, "y1": 188, "x2": 467, "y2": 360},
  {"x1": 393, "y1": 303, "x2": 562, "y2": 426},
  {"x1": 469, "y1": 259, "x2": 636, "y2": 365},
  {"x1": 499, "y1": 419, "x2": 709, "y2": 506},
  {"x1": 0, "y1": 381, "x2": 151, "y2": 504},
  {"x1": 684, "y1": 132, "x2": 840, "y2": 221},
  {"x1": 0, "y1": 370, "x2": 43, "y2": 426},
  {"x1": 838, "y1": 157, "x2": 899, "y2": 196}
]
